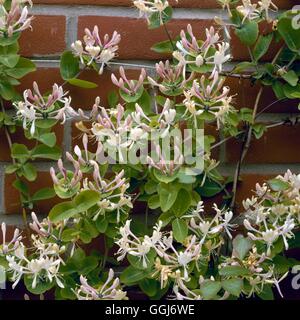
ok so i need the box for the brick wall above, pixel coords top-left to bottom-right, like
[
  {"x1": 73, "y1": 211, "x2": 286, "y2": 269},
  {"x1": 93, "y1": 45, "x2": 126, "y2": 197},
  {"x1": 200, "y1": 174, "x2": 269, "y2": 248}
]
[{"x1": 1, "y1": 0, "x2": 299, "y2": 230}]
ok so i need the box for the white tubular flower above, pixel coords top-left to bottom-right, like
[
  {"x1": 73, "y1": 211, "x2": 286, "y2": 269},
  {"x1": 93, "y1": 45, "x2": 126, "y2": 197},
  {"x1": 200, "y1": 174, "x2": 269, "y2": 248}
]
[
  {"x1": 242, "y1": 170, "x2": 300, "y2": 256},
  {"x1": 1, "y1": 222, "x2": 22, "y2": 255},
  {"x1": 133, "y1": 0, "x2": 170, "y2": 25},
  {"x1": 116, "y1": 220, "x2": 162, "y2": 268},
  {"x1": 71, "y1": 26, "x2": 121, "y2": 74},
  {"x1": 182, "y1": 72, "x2": 233, "y2": 129},
  {"x1": 14, "y1": 82, "x2": 77, "y2": 135},
  {"x1": 175, "y1": 24, "x2": 229, "y2": 77},
  {"x1": 237, "y1": 0, "x2": 259, "y2": 22},
  {"x1": 206, "y1": 42, "x2": 231, "y2": 76},
  {"x1": 0, "y1": 0, "x2": 33, "y2": 38},
  {"x1": 6, "y1": 245, "x2": 64, "y2": 289},
  {"x1": 75, "y1": 269, "x2": 127, "y2": 300},
  {"x1": 258, "y1": 0, "x2": 278, "y2": 21},
  {"x1": 188, "y1": 202, "x2": 236, "y2": 246}
]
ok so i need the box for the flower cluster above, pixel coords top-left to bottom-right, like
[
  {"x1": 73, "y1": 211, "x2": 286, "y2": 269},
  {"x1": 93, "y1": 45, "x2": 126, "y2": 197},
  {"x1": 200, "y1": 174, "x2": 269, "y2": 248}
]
[
  {"x1": 3, "y1": 216, "x2": 66, "y2": 290},
  {"x1": 75, "y1": 269, "x2": 127, "y2": 300},
  {"x1": 86, "y1": 97, "x2": 180, "y2": 170},
  {"x1": 133, "y1": 0, "x2": 172, "y2": 25},
  {"x1": 0, "y1": 0, "x2": 33, "y2": 38},
  {"x1": 187, "y1": 201, "x2": 236, "y2": 245},
  {"x1": 71, "y1": 25, "x2": 121, "y2": 74},
  {"x1": 183, "y1": 72, "x2": 234, "y2": 129},
  {"x1": 111, "y1": 67, "x2": 146, "y2": 97},
  {"x1": 174, "y1": 24, "x2": 230, "y2": 76},
  {"x1": 242, "y1": 170, "x2": 300, "y2": 256},
  {"x1": 148, "y1": 60, "x2": 194, "y2": 96},
  {"x1": 1, "y1": 222, "x2": 21, "y2": 255},
  {"x1": 50, "y1": 140, "x2": 132, "y2": 222},
  {"x1": 14, "y1": 82, "x2": 77, "y2": 135},
  {"x1": 116, "y1": 201, "x2": 236, "y2": 290},
  {"x1": 219, "y1": 246, "x2": 288, "y2": 298},
  {"x1": 236, "y1": 0, "x2": 278, "y2": 22}
]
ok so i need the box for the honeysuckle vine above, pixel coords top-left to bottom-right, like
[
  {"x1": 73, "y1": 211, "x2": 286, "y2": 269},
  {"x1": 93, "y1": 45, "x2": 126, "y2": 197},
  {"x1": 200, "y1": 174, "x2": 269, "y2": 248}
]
[{"x1": 0, "y1": 0, "x2": 300, "y2": 300}]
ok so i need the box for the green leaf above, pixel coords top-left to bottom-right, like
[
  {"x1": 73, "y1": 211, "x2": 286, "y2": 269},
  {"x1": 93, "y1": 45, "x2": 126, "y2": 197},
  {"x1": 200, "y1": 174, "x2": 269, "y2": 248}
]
[
  {"x1": 219, "y1": 266, "x2": 251, "y2": 277},
  {"x1": 139, "y1": 278, "x2": 159, "y2": 297},
  {"x1": 32, "y1": 187, "x2": 56, "y2": 202},
  {"x1": 252, "y1": 123, "x2": 266, "y2": 139},
  {"x1": 11, "y1": 143, "x2": 30, "y2": 159},
  {"x1": 257, "y1": 284, "x2": 274, "y2": 300},
  {"x1": 5, "y1": 164, "x2": 19, "y2": 174},
  {"x1": 278, "y1": 16, "x2": 300, "y2": 52},
  {"x1": 232, "y1": 235, "x2": 253, "y2": 260},
  {"x1": 235, "y1": 21, "x2": 258, "y2": 46},
  {"x1": 0, "y1": 82, "x2": 17, "y2": 100},
  {"x1": 22, "y1": 163, "x2": 37, "y2": 182},
  {"x1": 197, "y1": 178, "x2": 223, "y2": 197},
  {"x1": 200, "y1": 280, "x2": 222, "y2": 300},
  {"x1": 120, "y1": 266, "x2": 150, "y2": 285},
  {"x1": 153, "y1": 169, "x2": 178, "y2": 183},
  {"x1": 128, "y1": 248, "x2": 156, "y2": 270},
  {"x1": 35, "y1": 119, "x2": 57, "y2": 129},
  {"x1": 120, "y1": 84, "x2": 144, "y2": 103},
  {"x1": 172, "y1": 188, "x2": 192, "y2": 217},
  {"x1": 82, "y1": 219, "x2": 99, "y2": 239},
  {"x1": 253, "y1": 34, "x2": 273, "y2": 61},
  {"x1": 61, "y1": 228, "x2": 80, "y2": 242},
  {"x1": 137, "y1": 90, "x2": 152, "y2": 115},
  {"x1": 231, "y1": 62, "x2": 255, "y2": 73},
  {"x1": 107, "y1": 90, "x2": 119, "y2": 107},
  {"x1": 49, "y1": 201, "x2": 77, "y2": 223},
  {"x1": 6, "y1": 57, "x2": 36, "y2": 79},
  {"x1": 67, "y1": 78, "x2": 98, "y2": 89},
  {"x1": 148, "y1": 194, "x2": 160, "y2": 209},
  {"x1": 0, "y1": 33, "x2": 20, "y2": 46},
  {"x1": 159, "y1": 183, "x2": 178, "y2": 212},
  {"x1": 24, "y1": 275, "x2": 54, "y2": 295},
  {"x1": 31, "y1": 145, "x2": 61, "y2": 160},
  {"x1": 282, "y1": 70, "x2": 298, "y2": 87},
  {"x1": 283, "y1": 83, "x2": 300, "y2": 98},
  {"x1": 172, "y1": 218, "x2": 188, "y2": 243},
  {"x1": 79, "y1": 256, "x2": 99, "y2": 275},
  {"x1": 73, "y1": 190, "x2": 100, "y2": 213},
  {"x1": 0, "y1": 54, "x2": 20, "y2": 68},
  {"x1": 95, "y1": 216, "x2": 108, "y2": 233},
  {"x1": 13, "y1": 179, "x2": 29, "y2": 195},
  {"x1": 268, "y1": 178, "x2": 290, "y2": 191},
  {"x1": 144, "y1": 180, "x2": 157, "y2": 195},
  {"x1": 148, "y1": 6, "x2": 173, "y2": 29},
  {"x1": 38, "y1": 132, "x2": 57, "y2": 147},
  {"x1": 60, "y1": 51, "x2": 80, "y2": 80},
  {"x1": 222, "y1": 278, "x2": 243, "y2": 297},
  {"x1": 151, "y1": 40, "x2": 174, "y2": 53}
]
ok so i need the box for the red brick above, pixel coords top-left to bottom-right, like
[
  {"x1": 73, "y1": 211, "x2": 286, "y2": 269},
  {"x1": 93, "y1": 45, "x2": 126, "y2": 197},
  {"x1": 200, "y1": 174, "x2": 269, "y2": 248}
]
[
  {"x1": 226, "y1": 124, "x2": 300, "y2": 164},
  {"x1": 18, "y1": 68, "x2": 62, "y2": 93},
  {"x1": 78, "y1": 16, "x2": 215, "y2": 60},
  {"x1": 66, "y1": 68, "x2": 141, "y2": 109},
  {"x1": 32, "y1": 0, "x2": 296, "y2": 9},
  {"x1": 20, "y1": 16, "x2": 66, "y2": 57},
  {"x1": 33, "y1": 1, "x2": 220, "y2": 8},
  {"x1": 4, "y1": 172, "x2": 60, "y2": 215},
  {"x1": 226, "y1": 77, "x2": 300, "y2": 114}
]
